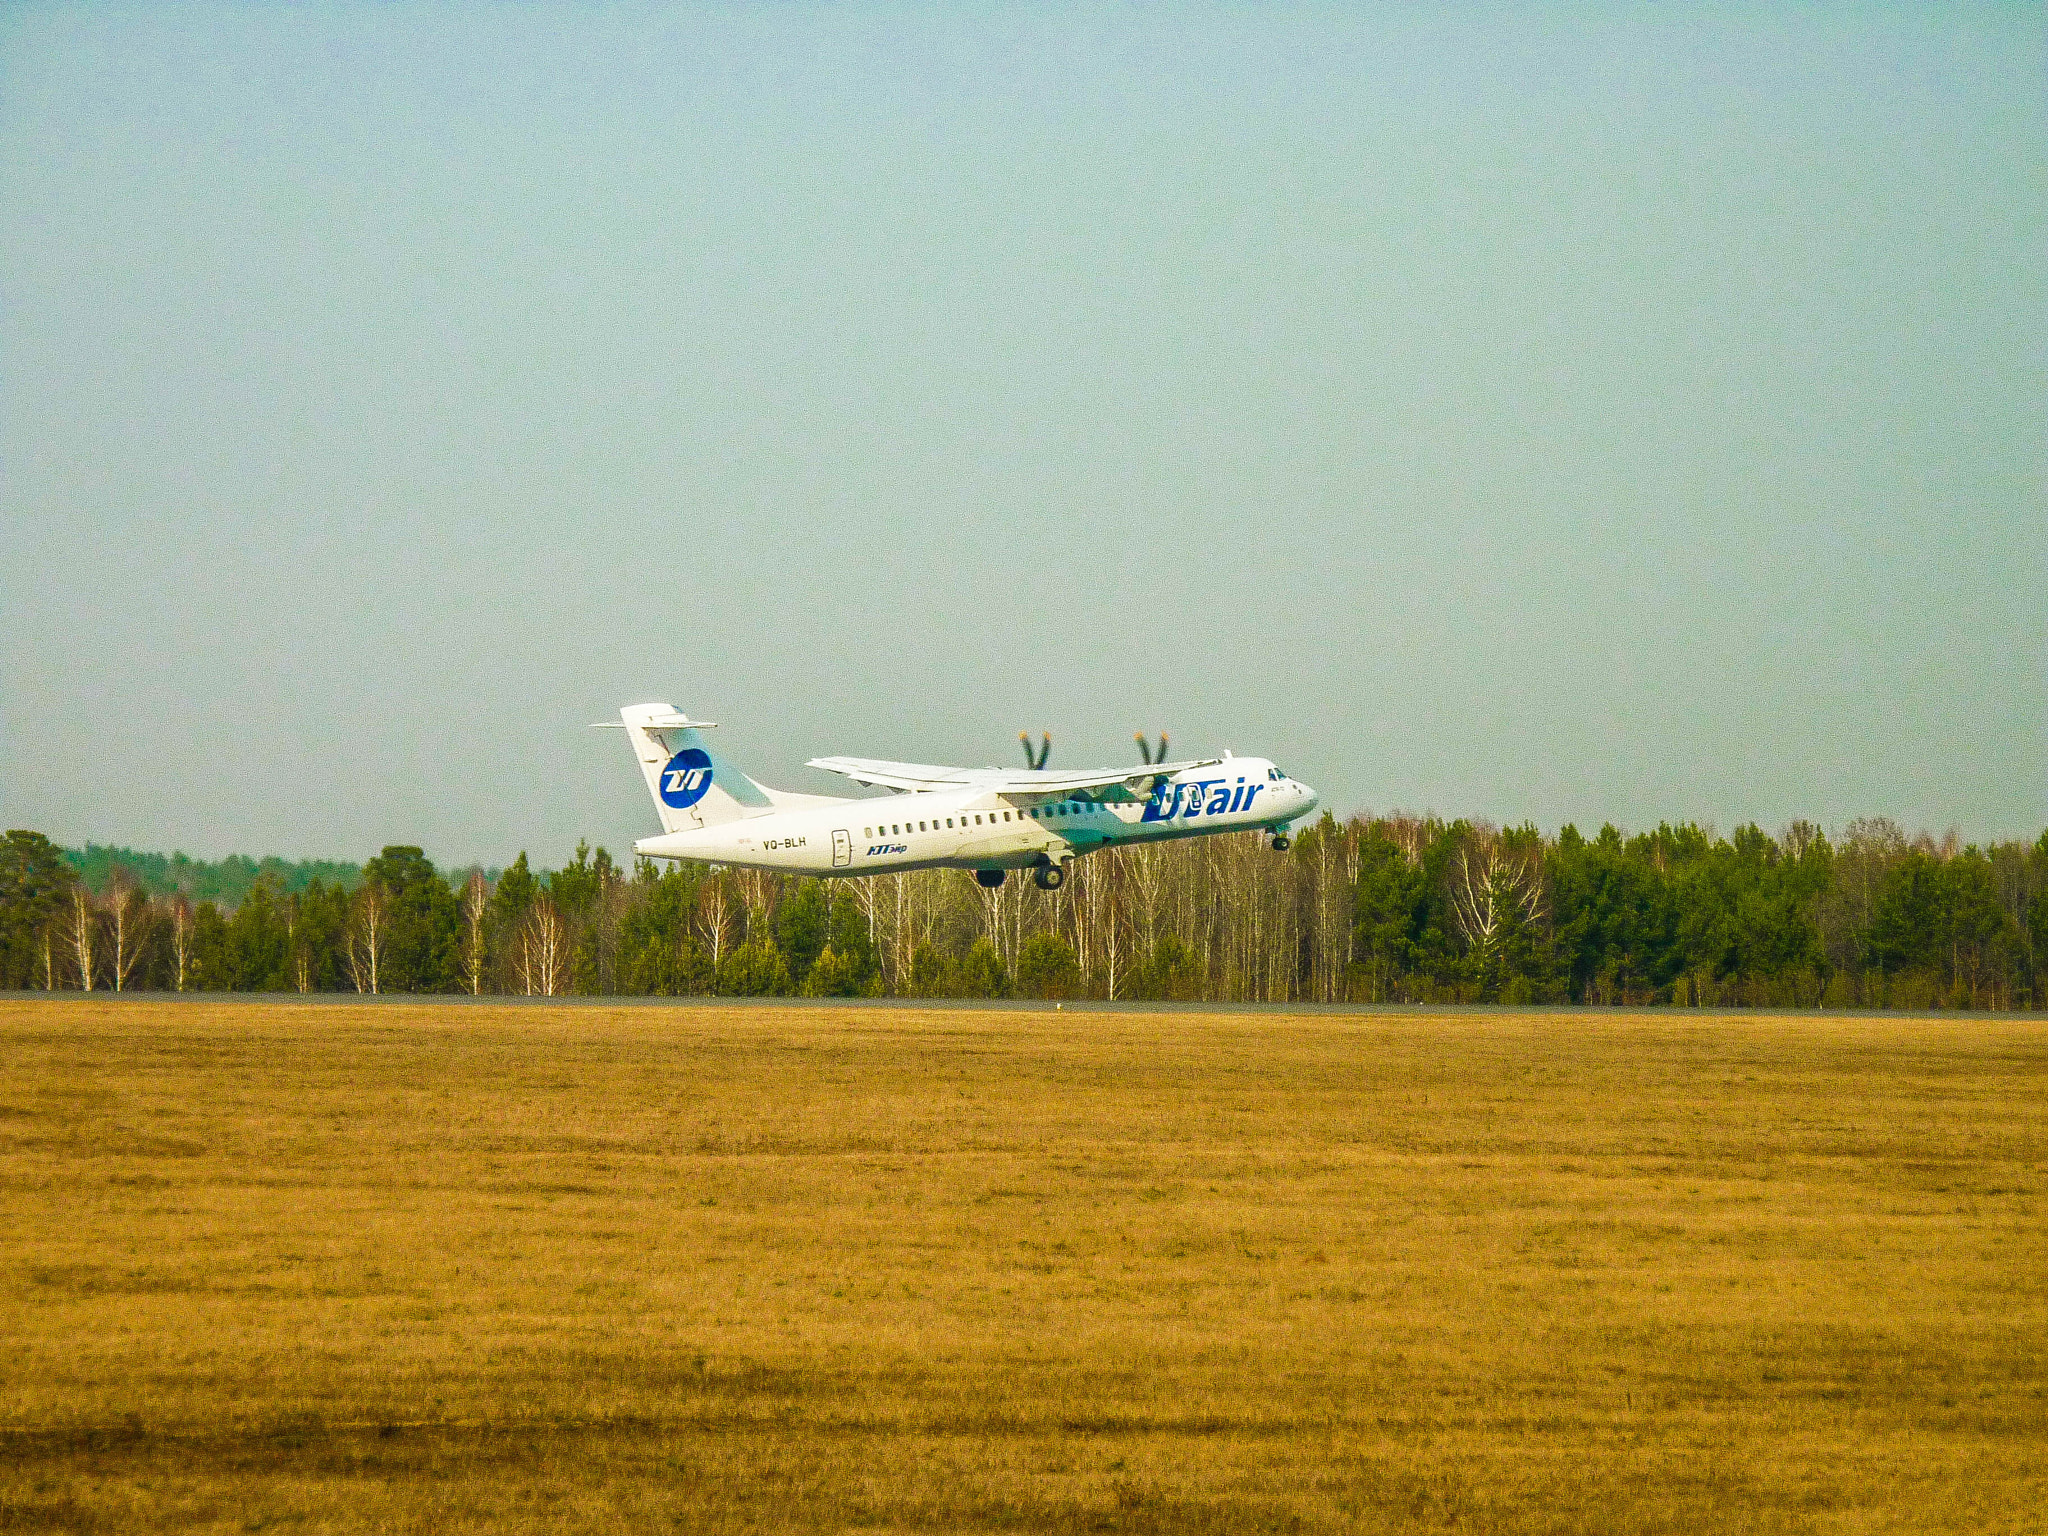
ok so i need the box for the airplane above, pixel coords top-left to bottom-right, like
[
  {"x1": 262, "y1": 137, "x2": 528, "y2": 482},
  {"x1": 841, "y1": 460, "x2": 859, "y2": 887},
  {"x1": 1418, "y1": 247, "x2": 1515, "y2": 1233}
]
[{"x1": 599, "y1": 702, "x2": 1319, "y2": 890}]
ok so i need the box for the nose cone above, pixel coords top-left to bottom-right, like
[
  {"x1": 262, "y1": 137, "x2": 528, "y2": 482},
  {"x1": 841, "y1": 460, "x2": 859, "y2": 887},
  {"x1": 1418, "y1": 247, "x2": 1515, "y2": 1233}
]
[{"x1": 1297, "y1": 781, "x2": 1320, "y2": 817}]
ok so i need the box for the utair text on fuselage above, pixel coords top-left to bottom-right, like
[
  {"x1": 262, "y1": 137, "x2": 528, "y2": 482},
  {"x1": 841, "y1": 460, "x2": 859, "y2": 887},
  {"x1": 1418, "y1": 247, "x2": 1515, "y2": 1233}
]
[{"x1": 597, "y1": 703, "x2": 1318, "y2": 891}]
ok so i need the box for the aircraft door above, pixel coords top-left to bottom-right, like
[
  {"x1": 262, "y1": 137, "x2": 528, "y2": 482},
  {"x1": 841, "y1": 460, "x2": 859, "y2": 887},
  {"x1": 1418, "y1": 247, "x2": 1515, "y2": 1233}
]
[{"x1": 832, "y1": 829, "x2": 852, "y2": 868}]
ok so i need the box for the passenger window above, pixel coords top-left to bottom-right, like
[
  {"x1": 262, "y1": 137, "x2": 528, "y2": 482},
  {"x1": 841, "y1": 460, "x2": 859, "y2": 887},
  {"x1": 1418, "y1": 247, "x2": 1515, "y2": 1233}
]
[
  {"x1": 946, "y1": 818, "x2": 953, "y2": 828},
  {"x1": 864, "y1": 827, "x2": 872, "y2": 838}
]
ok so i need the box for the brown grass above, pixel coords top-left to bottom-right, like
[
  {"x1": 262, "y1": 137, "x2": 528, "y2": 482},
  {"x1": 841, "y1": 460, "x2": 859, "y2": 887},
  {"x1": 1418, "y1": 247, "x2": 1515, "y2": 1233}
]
[{"x1": 1, "y1": 1000, "x2": 2043, "y2": 1533}]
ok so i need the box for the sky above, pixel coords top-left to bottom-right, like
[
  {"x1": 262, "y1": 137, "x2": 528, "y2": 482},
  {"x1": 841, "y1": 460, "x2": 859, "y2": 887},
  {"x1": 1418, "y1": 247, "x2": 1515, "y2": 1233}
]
[{"x1": 3, "y1": 3, "x2": 2043, "y2": 869}]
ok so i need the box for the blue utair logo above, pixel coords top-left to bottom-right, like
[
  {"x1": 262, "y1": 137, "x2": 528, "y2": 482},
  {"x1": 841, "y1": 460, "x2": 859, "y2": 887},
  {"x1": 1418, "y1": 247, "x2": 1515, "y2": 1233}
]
[
  {"x1": 659, "y1": 748, "x2": 714, "y2": 809},
  {"x1": 1142, "y1": 777, "x2": 1263, "y2": 823}
]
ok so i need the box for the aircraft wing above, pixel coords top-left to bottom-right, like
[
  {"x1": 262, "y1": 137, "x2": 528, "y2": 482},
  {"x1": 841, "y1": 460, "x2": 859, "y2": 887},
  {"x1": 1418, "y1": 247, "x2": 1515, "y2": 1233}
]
[
  {"x1": 804, "y1": 757, "x2": 975, "y2": 792},
  {"x1": 807, "y1": 755, "x2": 1223, "y2": 800}
]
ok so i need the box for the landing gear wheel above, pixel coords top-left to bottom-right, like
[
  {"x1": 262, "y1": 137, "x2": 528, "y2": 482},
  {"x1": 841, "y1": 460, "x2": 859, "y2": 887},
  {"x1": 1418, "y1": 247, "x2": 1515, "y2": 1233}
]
[
  {"x1": 974, "y1": 868, "x2": 1006, "y2": 889},
  {"x1": 1271, "y1": 834, "x2": 1291, "y2": 852},
  {"x1": 1033, "y1": 863, "x2": 1067, "y2": 891}
]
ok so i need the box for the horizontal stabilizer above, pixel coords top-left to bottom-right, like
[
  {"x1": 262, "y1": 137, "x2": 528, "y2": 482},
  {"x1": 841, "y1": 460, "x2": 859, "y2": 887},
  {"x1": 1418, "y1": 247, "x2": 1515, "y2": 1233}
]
[{"x1": 590, "y1": 713, "x2": 717, "y2": 731}]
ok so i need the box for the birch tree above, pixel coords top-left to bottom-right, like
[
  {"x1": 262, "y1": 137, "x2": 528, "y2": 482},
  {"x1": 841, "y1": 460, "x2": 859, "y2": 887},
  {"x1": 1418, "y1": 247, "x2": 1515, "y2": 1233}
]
[
  {"x1": 519, "y1": 895, "x2": 569, "y2": 997},
  {"x1": 169, "y1": 897, "x2": 194, "y2": 992},
  {"x1": 697, "y1": 876, "x2": 739, "y2": 972},
  {"x1": 103, "y1": 875, "x2": 148, "y2": 992},
  {"x1": 735, "y1": 867, "x2": 778, "y2": 940},
  {"x1": 65, "y1": 885, "x2": 96, "y2": 991},
  {"x1": 1450, "y1": 834, "x2": 1544, "y2": 991},
  {"x1": 1086, "y1": 852, "x2": 1129, "y2": 999},
  {"x1": 849, "y1": 872, "x2": 884, "y2": 968},
  {"x1": 461, "y1": 870, "x2": 490, "y2": 996},
  {"x1": 1126, "y1": 841, "x2": 1168, "y2": 963},
  {"x1": 346, "y1": 882, "x2": 389, "y2": 995}
]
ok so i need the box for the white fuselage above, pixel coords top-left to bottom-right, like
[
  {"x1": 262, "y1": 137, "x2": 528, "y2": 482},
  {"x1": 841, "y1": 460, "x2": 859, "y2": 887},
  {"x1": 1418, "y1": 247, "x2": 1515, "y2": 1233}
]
[{"x1": 636, "y1": 758, "x2": 1318, "y2": 876}]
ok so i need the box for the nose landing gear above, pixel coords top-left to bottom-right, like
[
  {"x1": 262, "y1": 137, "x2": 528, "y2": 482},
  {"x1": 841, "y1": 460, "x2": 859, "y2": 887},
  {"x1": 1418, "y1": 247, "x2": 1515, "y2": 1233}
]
[{"x1": 1270, "y1": 833, "x2": 1292, "y2": 852}]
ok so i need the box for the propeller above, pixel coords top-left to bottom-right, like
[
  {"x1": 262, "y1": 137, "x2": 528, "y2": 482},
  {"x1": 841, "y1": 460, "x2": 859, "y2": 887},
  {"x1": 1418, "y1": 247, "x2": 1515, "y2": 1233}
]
[
  {"x1": 1019, "y1": 731, "x2": 1052, "y2": 771},
  {"x1": 1132, "y1": 731, "x2": 1174, "y2": 798}
]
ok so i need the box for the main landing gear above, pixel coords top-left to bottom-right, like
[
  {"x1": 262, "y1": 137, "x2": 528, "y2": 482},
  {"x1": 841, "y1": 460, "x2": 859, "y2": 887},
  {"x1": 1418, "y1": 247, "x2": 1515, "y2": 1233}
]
[{"x1": 978, "y1": 861, "x2": 1069, "y2": 891}]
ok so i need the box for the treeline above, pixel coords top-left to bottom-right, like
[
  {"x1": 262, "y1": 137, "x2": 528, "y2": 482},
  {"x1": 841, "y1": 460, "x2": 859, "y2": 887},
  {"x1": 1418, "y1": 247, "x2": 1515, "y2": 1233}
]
[
  {"x1": 61, "y1": 844, "x2": 367, "y2": 906},
  {"x1": 4, "y1": 816, "x2": 2045, "y2": 1007}
]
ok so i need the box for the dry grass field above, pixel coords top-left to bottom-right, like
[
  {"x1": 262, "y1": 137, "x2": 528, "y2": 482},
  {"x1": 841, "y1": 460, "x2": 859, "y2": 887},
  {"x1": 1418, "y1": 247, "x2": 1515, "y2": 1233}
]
[{"x1": 1, "y1": 1000, "x2": 2043, "y2": 1534}]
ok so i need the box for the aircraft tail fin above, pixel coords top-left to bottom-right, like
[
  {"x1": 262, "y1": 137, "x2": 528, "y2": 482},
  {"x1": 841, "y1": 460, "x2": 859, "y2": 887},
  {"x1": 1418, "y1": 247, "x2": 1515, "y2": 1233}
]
[{"x1": 608, "y1": 702, "x2": 774, "y2": 833}]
